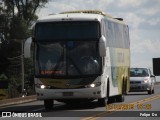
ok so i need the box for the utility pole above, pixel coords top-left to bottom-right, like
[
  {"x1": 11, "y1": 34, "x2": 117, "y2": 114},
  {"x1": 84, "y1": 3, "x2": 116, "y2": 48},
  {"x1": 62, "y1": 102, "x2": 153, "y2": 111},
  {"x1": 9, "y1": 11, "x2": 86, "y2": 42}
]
[{"x1": 21, "y1": 39, "x2": 24, "y2": 92}]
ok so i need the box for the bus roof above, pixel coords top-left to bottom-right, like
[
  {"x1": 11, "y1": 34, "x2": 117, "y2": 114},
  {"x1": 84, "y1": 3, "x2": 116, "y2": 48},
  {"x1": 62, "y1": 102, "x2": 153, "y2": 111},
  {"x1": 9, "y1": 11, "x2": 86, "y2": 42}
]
[
  {"x1": 60, "y1": 10, "x2": 113, "y2": 18},
  {"x1": 38, "y1": 13, "x2": 104, "y2": 22},
  {"x1": 37, "y1": 10, "x2": 125, "y2": 25}
]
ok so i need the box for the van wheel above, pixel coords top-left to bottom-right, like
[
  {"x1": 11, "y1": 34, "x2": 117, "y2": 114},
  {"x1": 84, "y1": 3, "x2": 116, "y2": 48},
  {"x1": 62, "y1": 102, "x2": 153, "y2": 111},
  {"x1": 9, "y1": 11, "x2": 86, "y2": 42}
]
[{"x1": 44, "y1": 99, "x2": 54, "y2": 110}]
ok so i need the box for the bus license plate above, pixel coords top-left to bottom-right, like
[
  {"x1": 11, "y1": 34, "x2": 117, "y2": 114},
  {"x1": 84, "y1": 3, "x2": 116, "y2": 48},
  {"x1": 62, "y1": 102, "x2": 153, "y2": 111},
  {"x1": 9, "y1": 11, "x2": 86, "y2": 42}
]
[{"x1": 63, "y1": 92, "x2": 73, "y2": 96}]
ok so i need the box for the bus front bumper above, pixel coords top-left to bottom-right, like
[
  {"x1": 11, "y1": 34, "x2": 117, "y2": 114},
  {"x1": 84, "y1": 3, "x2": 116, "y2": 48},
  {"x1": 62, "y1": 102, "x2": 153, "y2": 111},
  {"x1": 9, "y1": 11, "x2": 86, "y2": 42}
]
[{"x1": 35, "y1": 87, "x2": 102, "y2": 100}]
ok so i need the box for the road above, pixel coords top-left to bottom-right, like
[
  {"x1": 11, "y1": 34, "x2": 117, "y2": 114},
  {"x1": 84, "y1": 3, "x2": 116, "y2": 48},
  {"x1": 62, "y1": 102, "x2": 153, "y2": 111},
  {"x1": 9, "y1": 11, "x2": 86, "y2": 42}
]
[{"x1": 0, "y1": 83, "x2": 160, "y2": 120}]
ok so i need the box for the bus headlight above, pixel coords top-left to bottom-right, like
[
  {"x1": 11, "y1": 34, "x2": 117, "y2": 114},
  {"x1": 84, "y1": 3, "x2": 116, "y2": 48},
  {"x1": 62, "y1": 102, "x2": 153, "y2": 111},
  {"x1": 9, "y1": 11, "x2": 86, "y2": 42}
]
[
  {"x1": 90, "y1": 84, "x2": 95, "y2": 88},
  {"x1": 85, "y1": 82, "x2": 101, "y2": 88},
  {"x1": 40, "y1": 85, "x2": 46, "y2": 89},
  {"x1": 37, "y1": 84, "x2": 51, "y2": 89}
]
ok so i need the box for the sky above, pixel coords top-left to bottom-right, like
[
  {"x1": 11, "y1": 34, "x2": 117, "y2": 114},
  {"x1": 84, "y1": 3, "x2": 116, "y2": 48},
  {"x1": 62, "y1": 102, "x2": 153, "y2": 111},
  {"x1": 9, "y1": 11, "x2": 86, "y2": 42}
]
[{"x1": 37, "y1": 0, "x2": 160, "y2": 70}]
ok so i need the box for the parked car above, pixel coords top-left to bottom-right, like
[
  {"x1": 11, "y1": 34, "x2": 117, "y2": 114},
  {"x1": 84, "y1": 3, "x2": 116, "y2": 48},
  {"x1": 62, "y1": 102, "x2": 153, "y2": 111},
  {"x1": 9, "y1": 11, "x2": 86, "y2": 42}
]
[{"x1": 130, "y1": 68, "x2": 156, "y2": 94}]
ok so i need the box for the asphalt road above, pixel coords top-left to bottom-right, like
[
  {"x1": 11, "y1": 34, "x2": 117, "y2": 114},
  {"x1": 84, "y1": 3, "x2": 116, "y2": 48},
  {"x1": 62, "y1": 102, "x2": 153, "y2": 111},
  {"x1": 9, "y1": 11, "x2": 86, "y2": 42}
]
[{"x1": 0, "y1": 83, "x2": 160, "y2": 120}]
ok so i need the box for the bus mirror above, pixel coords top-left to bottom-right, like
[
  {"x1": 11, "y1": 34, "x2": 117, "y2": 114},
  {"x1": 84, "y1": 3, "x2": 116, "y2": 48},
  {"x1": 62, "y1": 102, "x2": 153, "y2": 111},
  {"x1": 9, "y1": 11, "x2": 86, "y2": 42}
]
[
  {"x1": 99, "y1": 36, "x2": 106, "y2": 56},
  {"x1": 24, "y1": 37, "x2": 32, "y2": 58}
]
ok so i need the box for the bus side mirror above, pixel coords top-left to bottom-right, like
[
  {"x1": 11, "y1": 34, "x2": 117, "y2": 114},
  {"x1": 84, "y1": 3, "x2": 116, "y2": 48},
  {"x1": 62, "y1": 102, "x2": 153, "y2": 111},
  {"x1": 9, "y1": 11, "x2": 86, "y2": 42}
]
[
  {"x1": 99, "y1": 36, "x2": 106, "y2": 57},
  {"x1": 24, "y1": 37, "x2": 32, "y2": 58}
]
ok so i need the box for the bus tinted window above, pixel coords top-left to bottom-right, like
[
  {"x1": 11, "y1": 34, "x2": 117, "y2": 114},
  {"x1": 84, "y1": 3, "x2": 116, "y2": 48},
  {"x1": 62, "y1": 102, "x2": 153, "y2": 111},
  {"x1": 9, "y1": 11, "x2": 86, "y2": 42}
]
[
  {"x1": 105, "y1": 20, "x2": 129, "y2": 49},
  {"x1": 35, "y1": 21, "x2": 100, "y2": 40}
]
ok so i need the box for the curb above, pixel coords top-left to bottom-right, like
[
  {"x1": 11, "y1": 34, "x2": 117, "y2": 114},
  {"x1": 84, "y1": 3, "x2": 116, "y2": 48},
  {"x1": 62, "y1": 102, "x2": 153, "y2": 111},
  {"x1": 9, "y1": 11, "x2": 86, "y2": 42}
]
[{"x1": 0, "y1": 95, "x2": 37, "y2": 107}]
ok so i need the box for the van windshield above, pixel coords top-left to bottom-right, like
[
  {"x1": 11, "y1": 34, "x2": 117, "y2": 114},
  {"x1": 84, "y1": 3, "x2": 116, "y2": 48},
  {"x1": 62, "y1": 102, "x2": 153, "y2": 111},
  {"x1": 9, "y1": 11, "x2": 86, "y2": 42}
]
[{"x1": 130, "y1": 68, "x2": 149, "y2": 77}]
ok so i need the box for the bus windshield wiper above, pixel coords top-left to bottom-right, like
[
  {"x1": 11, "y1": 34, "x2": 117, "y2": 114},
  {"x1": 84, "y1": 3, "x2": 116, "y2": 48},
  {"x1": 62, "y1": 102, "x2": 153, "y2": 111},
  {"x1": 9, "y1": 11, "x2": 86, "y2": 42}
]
[{"x1": 68, "y1": 55, "x2": 83, "y2": 75}]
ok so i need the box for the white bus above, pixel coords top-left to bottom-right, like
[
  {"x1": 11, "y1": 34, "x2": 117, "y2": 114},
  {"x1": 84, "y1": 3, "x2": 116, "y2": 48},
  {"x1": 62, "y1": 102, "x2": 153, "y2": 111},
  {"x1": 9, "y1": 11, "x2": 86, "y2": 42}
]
[{"x1": 24, "y1": 10, "x2": 130, "y2": 110}]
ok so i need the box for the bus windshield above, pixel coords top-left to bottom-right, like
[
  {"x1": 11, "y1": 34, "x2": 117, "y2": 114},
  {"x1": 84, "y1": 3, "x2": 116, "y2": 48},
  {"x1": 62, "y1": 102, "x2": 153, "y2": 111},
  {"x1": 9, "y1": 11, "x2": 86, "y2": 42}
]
[
  {"x1": 35, "y1": 41, "x2": 101, "y2": 77},
  {"x1": 35, "y1": 21, "x2": 100, "y2": 40}
]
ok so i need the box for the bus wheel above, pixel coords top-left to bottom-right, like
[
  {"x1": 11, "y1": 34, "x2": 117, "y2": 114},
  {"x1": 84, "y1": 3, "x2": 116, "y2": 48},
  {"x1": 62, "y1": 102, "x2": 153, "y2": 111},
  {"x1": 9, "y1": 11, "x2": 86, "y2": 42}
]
[
  {"x1": 98, "y1": 97, "x2": 108, "y2": 107},
  {"x1": 98, "y1": 80, "x2": 109, "y2": 106},
  {"x1": 124, "y1": 80, "x2": 128, "y2": 95},
  {"x1": 44, "y1": 99, "x2": 54, "y2": 110},
  {"x1": 152, "y1": 88, "x2": 155, "y2": 94},
  {"x1": 117, "y1": 93, "x2": 124, "y2": 102},
  {"x1": 116, "y1": 84, "x2": 125, "y2": 102},
  {"x1": 148, "y1": 89, "x2": 152, "y2": 95}
]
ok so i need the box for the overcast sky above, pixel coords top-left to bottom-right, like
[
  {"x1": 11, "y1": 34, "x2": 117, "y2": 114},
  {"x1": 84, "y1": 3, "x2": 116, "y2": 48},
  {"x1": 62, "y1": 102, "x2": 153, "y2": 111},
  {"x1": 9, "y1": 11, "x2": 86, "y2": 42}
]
[{"x1": 38, "y1": 0, "x2": 160, "y2": 69}]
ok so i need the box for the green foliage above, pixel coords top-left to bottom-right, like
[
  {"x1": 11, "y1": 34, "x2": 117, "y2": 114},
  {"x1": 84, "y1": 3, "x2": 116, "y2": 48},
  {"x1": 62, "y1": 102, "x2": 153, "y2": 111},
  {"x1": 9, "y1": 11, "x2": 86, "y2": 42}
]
[
  {"x1": 24, "y1": 58, "x2": 34, "y2": 94},
  {"x1": 0, "y1": 0, "x2": 49, "y2": 98},
  {"x1": 1, "y1": 0, "x2": 48, "y2": 40},
  {"x1": 10, "y1": 17, "x2": 30, "y2": 39},
  {"x1": 0, "y1": 73, "x2": 8, "y2": 80}
]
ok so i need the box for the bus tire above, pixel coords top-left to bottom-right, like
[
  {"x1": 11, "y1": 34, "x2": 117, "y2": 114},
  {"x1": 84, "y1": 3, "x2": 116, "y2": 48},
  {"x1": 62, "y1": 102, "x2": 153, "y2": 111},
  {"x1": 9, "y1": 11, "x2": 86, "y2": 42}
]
[
  {"x1": 98, "y1": 80, "x2": 109, "y2": 106},
  {"x1": 98, "y1": 97, "x2": 108, "y2": 107},
  {"x1": 152, "y1": 88, "x2": 155, "y2": 94},
  {"x1": 117, "y1": 93, "x2": 125, "y2": 102},
  {"x1": 124, "y1": 79, "x2": 128, "y2": 95},
  {"x1": 116, "y1": 82, "x2": 125, "y2": 102},
  {"x1": 148, "y1": 90, "x2": 152, "y2": 95},
  {"x1": 44, "y1": 99, "x2": 54, "y2": 110}
]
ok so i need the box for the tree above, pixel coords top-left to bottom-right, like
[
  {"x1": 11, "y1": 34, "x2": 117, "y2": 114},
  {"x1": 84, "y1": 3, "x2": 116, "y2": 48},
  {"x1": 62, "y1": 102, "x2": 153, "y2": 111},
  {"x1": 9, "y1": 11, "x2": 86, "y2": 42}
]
[
  {"x1": 0, "y1": 0, "x2": 49, "y2": 98},
  {"x1": 2, "y1": 0, "x2": 48, "y2": 40}
]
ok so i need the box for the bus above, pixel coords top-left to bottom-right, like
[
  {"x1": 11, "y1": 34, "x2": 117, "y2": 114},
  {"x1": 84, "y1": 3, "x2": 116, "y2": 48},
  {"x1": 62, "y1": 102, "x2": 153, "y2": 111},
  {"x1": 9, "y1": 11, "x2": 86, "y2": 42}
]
[{"x1": 24, "y1": 10, "x2": 130, "y2": 110}]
